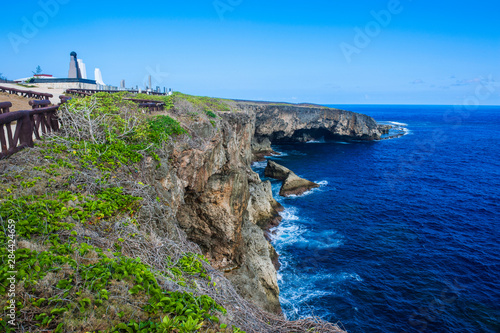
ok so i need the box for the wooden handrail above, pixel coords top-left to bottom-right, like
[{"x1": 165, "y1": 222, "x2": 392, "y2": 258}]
[
  {"x1": 59, "y1": 95, "x2": 72, "y2": 104},
  {"x1": 0, "y1": 85, "x2": 53, "y2": 100},
  {"x1": 0, "y1": 105, "x2": 59, "y2": 159},
  {"x1": 0, "y1": 102, "x2": 12, "y2": 114},
  {"x1": 65, "y1": 88, "x2": 167, "y2": 96},
  {"x1": 29, "y1": 100, "x2": 52, "y2": 109}
]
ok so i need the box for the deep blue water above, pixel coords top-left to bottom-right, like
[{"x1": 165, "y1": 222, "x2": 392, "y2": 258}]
[{"x1": 252, "y1": 105, "x2": 500, "y2": 333}]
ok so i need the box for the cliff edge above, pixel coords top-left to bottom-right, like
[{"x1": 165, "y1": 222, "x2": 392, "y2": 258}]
[
  {"x1": 237, "y1": 102, "x2": 382, "y2": 155},
  {"x1": 0, "y1": 92, "x2": 369, "y2": 332}
]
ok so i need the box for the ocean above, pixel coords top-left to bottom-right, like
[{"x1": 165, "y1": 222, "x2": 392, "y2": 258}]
[{"x1": 252, "y1": 105, "x2": 500, "y2": 333}]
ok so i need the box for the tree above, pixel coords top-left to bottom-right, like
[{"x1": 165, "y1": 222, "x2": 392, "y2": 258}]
[
  {"x1": 32, "y1": 65, "x2": 43, "y2": 75},
  {"x1": 0, "y1": 73, "x2": 6, "y2": 80}
]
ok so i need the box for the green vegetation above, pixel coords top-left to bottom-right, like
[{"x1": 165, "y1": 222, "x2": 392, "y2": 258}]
[
  {"x1": 32, "y1": 65, "x2": 43, "y2": 76},
  {"x1": 60, "y1": 92, "x2": 186, "y2": 171},
  {"x1": 149, "y1": 115, "x2": 188, "y2": 145},
  {"x1": 173, "y1": 92, "x2": 230, "y2": 116},
  {"x1": 0, "y1": 92, "x2": 245, "y2": 332},
  {"x1": 134, "y1": 93, "x2": 175, "y2": 110}
]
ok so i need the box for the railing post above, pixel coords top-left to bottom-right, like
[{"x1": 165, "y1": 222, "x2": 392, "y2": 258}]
[{"x1": 0, "y1": 102, "x2": 12, "y2": 114}]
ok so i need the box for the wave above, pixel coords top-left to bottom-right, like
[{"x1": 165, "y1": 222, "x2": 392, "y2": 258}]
[
  {"x1": 270, "y1": 150, "x2": 288, "y2": 157},
  {"x1": 286, "y1": 191, "x2": 315, "y2": 198},
  {"x1": 339, "y1": 272, "x2": 363, "y2": 282},
  {"x1": 385, "y1": 121, "x2": 408, "y2": 127},
  {"x1": 279, "y1": 206, "x2": 300, "y2": 221},
  {"x1": 293, "y1": 234, "x2": 344, "y2": 250},
  {"x1": 390, "y1": 121, "x2": 408, "y2": 126},
  {"x1": 270, "y1": 224, "x2": 306, "y2": 248},
  {"x1": 251, "y1": 161, "x2": 267, "y2": 169},
  {"x1": 278, "y1": 270, "x2": 362, "y2": 320}
]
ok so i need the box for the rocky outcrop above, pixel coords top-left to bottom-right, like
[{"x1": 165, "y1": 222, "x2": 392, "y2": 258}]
[
  {"x1": 251, "y1": 137, "x2": 280, "y2": 161},
  {"x1": 225, "y1": 220, "x2": 281, "y2": 314},
  {"x1": 379, "y1": 124, "x2": 391, "y2": 134},
  {"x1": 151, "y1": 100, "x2": 382, "y2": 315},
  {"x1": 264, "y1": 160, "x2": 290, "y2": 180},
  {"x1": 280, "y1": 172, "x2": 319, "y2": 197},
  {"x1": 265, "y1": 160, "x2": 319, "y2": 197},
  {"x1": 149, "y1": 109, "x2": 283, "y2": 314},
  {"x1": 239, "y1": 103, "x2": 382, "y2": 149},
  {"x1": 247, "y1": 174, "x2": 283, "y2": 230}
]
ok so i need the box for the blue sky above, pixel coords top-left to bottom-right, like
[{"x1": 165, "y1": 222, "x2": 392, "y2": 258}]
[{"x1": 1, "y1": 0, "x2": 499, "y2": 104}]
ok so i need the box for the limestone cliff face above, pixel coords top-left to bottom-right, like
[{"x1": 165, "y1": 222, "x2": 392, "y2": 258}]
[
  {"x1": 149, "y1": 109, "x2": 282, "y2": 314},
  {"x1": 150, "y1": 101, "x2": 382, "y2": 315},
  {"x1": 241, "y1": 103, "x2": 383, "y2": 149}
]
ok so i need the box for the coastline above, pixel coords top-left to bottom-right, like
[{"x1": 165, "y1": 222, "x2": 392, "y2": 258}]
[{"x1": 0, "y1": 92, "x2": 385, "y2": 332}]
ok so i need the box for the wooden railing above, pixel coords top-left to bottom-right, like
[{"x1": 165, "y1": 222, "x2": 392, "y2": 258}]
[
  {"x1": 63, "y1": 92, "x2": 166, "y2": 113},
  {"x1": 65, "y1": 88, "x2": 167, "y2": 96},
  {"x1": 59, "y1": 95, "x2": 72, "y2": 104},
  {"x1": 0, "y1": 92, "x2": 163, "y2": 159},
  {"x1": 0, "y1": 85, "x2": 53, "y2": 100},
  {"x1": 65, "y1": 89, "x2": 93, "y2": 97},
  {"x1": 0, "y1": 101, "x2": 12, "y2": 114},
  {"x1": 30, "y1": 106, "x2": 59, "y2": 141},
  {"x1": 29, "y1": 100, "x2": 52, "y2": 109},
  {"x1": 0, "y1": 103, "x2": 59, "y2": 159},
  {"x1": 138, "y1": 102, "x2": 165, "y2": 112},
  {"x1": 124, "y1": 98, "x2": 165, "y2": 112}
]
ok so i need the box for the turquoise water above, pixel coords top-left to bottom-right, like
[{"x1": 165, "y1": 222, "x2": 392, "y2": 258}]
[{"x1": 253, "y1": 105, "x2": 500, "y2": 333}]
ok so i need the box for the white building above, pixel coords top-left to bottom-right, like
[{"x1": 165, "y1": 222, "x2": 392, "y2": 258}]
[
  {"x1": 77, "y1": 59, "x2": 87, "y2": 79},
  {"x1": 94, "y1": 68, "x2": 105, "y2": 85}
]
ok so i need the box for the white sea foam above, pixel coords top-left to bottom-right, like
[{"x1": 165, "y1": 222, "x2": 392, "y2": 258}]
[
  {"x1": 286, "y1": 192, "x2": 310, "y2": 199},
  {"x1": 339, "y1": 272, "x2": 363, "y2": 282},
  {"x1": 314, "y1": 230, "x2": 344, "y2": 249},
  {"x1": 251, "y1": 161, "x2": 267, "y2": 169},
  {"x1": 284, "y1": 180, "x2": 328, "y2": 198},
  {"x1": 279, "y1": 206, "x2": 300, "y2": 221},
  {"x1": 270, "y1": 150, "x2": 288, "y2": 157},
  {"x1": 387, "y1": 121, "x2": 408, "y2": 127},
  {"x1": 271, "y1": 223, "x2": 306, "y2": 248}
]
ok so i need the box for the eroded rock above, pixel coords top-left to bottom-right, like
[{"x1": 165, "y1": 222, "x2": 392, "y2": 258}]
[
  {"x1": 264, "y1": 160, "x2": 291, "y2": 181},
  {"x1": 265, "y1": 160, "x2": 319, "y2": 197},
  {"x1": 280, "y1": 172, "x2": 319, "y2": 197}
]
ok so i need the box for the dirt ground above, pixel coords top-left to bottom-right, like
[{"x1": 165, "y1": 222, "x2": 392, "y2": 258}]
[
  {"x1": 0, "y1": 91, "x2": 35, "y2": 111},
  {"x1": 0, "y1": 83, "x2": 66, "y2": 106}
]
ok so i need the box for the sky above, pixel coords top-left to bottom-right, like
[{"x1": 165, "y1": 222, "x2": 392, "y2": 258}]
[{"x1": 1, "y1": 0, "x2": 499, "y2": 105}]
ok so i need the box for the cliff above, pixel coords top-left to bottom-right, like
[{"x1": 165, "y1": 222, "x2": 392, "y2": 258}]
[
  {"x1": 0, "y1": 92, "x2": 375, "y2": 332},
  {"x1": 168, "y1": 99, "x2": 382, "y2": 315},
  {"x1": 167, "y1": 109, "x2": 283, "y2": 314},
  {"x1": 239, "y1": 102, "x2": 383, "y2": 154}
]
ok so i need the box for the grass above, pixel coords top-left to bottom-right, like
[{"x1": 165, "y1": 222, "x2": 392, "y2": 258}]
[
  {"x1": 0, "y1": 92, "x2": 242, "y2": 333},
  {"x1": 172, "y1": 92, "x2": 230, "y2": 115},
  {"x1": 0, "y1": 91, "x2": 346, "y2": 333}
]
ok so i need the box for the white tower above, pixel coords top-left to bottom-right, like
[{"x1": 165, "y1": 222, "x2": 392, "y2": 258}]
[
  {"x1": 77, "y1": 59, "x2": 87, "y2": 79},
  {"x1": 94, "y1": 68, "x2": 105, "y2": 85}
]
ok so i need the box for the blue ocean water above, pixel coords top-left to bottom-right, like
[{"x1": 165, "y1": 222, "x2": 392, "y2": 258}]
[{"x1": 252, "y1": 105, "x2": 500, "y2": 333}]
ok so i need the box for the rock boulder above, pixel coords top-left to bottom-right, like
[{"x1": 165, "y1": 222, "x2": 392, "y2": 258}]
[
  {"x1": 265, "y1": 160, "x2": 319, "y2": 197},
  {"x1": 280, "y1": 172, "x2": 319, "y2": 197},
  {"x1": 264, "y1": 160, "x2": 291, "y2": 180}
]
